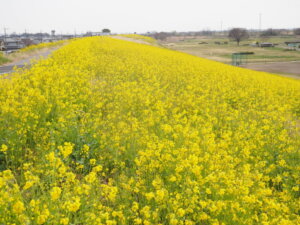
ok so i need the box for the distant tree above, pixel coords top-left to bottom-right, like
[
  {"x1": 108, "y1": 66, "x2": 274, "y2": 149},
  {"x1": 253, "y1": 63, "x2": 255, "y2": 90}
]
[
  {"x1": 152, "y1": 32, "x2": 169, "y2": 41},
  {"x1": 22, "y1": 38, "x2": 34, "y2": 47},
  {"x1": 102, "y1": 28, "x2": 111, "y2": 33},
  {"x1": 201, "y1": 30, "x2": 213, "y2": 36},
  {"x1": 228, "y1": 28, "x2": 249, "y2": 46},
  {"x1": 261, "y1": 28, "x2": 279, "y2": 36},
  {"x1": 85, "y1": 31, "x2": 93, "y2": 37},
  {"x1": 294, "y1": 28, "x2": 300, "y2": 35}
]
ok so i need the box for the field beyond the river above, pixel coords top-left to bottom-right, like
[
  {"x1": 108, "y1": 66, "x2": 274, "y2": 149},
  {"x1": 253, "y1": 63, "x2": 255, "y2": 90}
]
[{"x1": 163, "y1": 35, "x2": 300, "y2": 77}]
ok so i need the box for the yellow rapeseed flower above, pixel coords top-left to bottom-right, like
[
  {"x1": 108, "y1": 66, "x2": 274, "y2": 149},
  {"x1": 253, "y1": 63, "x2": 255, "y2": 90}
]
[
  {"x1": 50, "y1": 187, "x2": 62, "y2": 201},
  {"x1": 13, "y1": 201, "x2": 25, "y2": 214}
]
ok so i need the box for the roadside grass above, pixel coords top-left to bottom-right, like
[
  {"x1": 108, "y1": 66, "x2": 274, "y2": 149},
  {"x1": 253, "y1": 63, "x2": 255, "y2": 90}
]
[{"x1": 0, "y1": 52, "x2": 11, "y2": 65}]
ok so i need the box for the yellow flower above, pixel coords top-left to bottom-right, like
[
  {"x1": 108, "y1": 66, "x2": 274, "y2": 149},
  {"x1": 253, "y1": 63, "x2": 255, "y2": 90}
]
[
  {"x1": 278, "y1": 159, "x2": 286, "y2": 167},
  {"x1": 131, "y1": 201, "x2": 139, "y2": 212},
  {"x1": 199, "y1": 212, "x2": 209, "y2": 220},
  {"x1": 82, "y1": 144, "x2": 90, "y2": 154},
  {"x1": 23, "y1": 181, "x2": 34, "y2": 190},
  {"x1": 169, "y1": 175, "x2": 177, "y2": 182},
  {"x1": 156, "y1": 189, "x2": 167, "y2": 202},
  {"x1": 177, "y1": 208, "x2": 185, "y2": 217},
  {"x1": 206, "y1": 188, "x2": 212, "y2": 195},
  {"x1": 134, "y1": 218, "x2": 142, "y2": 224},
  {"x1": 170, "y1": 218, "x2": 178, "y2": 225},
  {"x1": 0, "y1": 144, "x2": 8, "y2": 153},
  {"x1": 46, "y1": 152, "x2": 56, "y2": 163},
  {"x1": 141, "y1": 206, "x2": 151, "y2": 218},
  {"x1": 58, "y1": 142, "x2": 74, "y2": 158},
  {"x1": 292, "y1": 186, "x2": 299, "y2": 192},
  {"x1": 37, "y1": 215, "x2": 47, "y2": 224},
  {"x1": 89, "y1": 158, "x2": 96, "y2": 165},
  {"x1": 13, "y1": 200, "x2": 25, "y2": 214},
  {"x1": 60, "y1": 218, "x2": 69, "y2": 225},
  {"x1": 145, "y1": 192, "x2": 155, "y2": 200},
  {"x1": 85, "y1": 171, "x2": 97, "y2": 183},
  {"x1": 65, "y1": 197, "x2": 81, "y2": 212},
  {"x1": 93, "y1": 165, "x2": 103, "y2": 172},
  {"x1": 50, "y1": 186, "x2": 62, "y2": 200}
]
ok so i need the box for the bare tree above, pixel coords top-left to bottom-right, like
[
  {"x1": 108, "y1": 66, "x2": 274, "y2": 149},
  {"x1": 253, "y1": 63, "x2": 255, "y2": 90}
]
[
  {"x1": 152, "y1": 32, "x2": 169, "y2": 41},
  {"x1": 228, "y1": 28, "x2": 249, "y2": 46},
  {"x1": 102, "y1": 28, "x2": 111, "y2": 34},
  {"x1": 294, "y1": 28, "x2": 300, "y2": 35},
  {"x1": 261, "y1": 28, "x2": 279, "y2": 36}
]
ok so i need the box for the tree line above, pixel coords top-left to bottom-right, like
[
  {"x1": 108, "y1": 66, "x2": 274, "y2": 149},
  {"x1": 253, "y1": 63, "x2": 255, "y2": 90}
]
[{"x1": 149, "y1": 28, "x2": 300, "y2": 44}]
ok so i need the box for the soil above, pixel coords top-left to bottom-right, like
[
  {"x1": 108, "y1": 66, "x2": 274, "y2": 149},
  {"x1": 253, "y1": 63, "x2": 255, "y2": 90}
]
[{"x1": 241, "y1": 61, "x2": 300, "y2": 79}]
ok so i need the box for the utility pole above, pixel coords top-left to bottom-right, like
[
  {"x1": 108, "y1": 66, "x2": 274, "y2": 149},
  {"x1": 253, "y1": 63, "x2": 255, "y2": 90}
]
[
  {"x1": 3, "y1": 27, "x2": 9, "y2": 42},
  {"x1": 259, "y1": 13, "x2": 262, "y2": 34},
  {"x1": 40, "y1": 30, "x2": 43, "y2": 43},
  {"x1": 221, "y1": 21, "x2": 223, "y2": 36}
]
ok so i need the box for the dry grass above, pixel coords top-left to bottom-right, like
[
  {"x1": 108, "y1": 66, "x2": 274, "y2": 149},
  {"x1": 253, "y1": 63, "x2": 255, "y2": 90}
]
[
  {"x1": 161, "y1": 36, "x2": 300, "y2": 77},
  {"x1": 112, "y1": 35, "x2": 160, "y2": 47},
  {"x1": 163, "y1": 36, "x2": 300, "y2": 64}
]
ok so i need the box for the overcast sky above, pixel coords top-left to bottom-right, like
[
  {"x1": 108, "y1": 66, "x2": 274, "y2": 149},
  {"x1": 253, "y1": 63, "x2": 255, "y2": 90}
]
[{"x1": 1, "y1": 0, "x2": 300, "y2": 34}]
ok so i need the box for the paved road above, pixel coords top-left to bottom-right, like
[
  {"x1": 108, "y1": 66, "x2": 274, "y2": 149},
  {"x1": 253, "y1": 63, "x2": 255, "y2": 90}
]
[
  {"x1": 0, "y1": 48, "x2": 58, "y2": 75},
  {"x1": 0, "y1": 65, "x2": 25, "y2": 74}
]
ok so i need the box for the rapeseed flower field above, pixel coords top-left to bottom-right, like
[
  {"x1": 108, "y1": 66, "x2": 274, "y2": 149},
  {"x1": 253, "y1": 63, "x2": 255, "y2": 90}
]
[{"x1": 0, "y1": 37, "x2": 300, "y2": 225}]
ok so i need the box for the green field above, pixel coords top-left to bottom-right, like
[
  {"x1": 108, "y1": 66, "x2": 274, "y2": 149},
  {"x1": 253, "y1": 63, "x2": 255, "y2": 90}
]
[{"x1": 164, "y1": 36, "x2": 300, "y2": 64}]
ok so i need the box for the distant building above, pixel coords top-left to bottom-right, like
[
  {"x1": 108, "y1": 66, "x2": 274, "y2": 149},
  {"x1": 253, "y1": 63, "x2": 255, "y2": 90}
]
[
  {"x1": 32, "y1": 39, "x2": 42, "y2": 45},
  {"x1": 42, "y1": 38, "x2": 55, "y2": 43},
  {"x1": 285, "y1": 41, "x2": 300, "y2": 50},
  {"x1": 21, "y1": 38, "x2": 34, "y2": 47},
  {"x1": 84, "y1": 32, "x2": 110, "y2": 37},
  {"x1": 62, "y1": 35, "x2": 74, "y2": 39},
  {"x1": 259, "y1": 43, "x2": 274, "y2": 47},
  {"x1": 3, "y1": 39, "x2": 25, "y2": 50}
]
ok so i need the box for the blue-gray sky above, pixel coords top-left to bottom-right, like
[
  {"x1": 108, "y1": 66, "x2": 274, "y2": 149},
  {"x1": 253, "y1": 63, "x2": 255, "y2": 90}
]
[{"x1": 1, "y1": 0, "x2": 300, "y2": 34}]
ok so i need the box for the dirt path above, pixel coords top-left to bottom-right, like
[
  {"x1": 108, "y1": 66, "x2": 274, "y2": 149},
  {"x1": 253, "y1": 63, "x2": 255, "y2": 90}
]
[
  {"x1": 0, "y1": 47, "x2": 59, "y2": 75},
  {"x1": 241, "y1": 61, "x2": 300, "y2": 79},
  {"x1": 112, "y1": 36, "x2": 153, "y2": 45}
]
